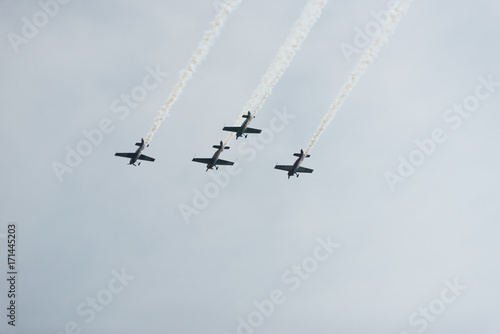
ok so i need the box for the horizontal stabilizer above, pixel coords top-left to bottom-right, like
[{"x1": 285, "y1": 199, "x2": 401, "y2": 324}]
[
  {"x1": 212, "y1": 145, "x2": 230, "y2": 150},
  {"x1": 293, "y1": 153, "x2": 310, "y2": 158},
  {"x1": 135, "y1": 143, "x2": 141, "y2": 146},
  {"x1": 242, "y1": 113, "x2": 251, "y2": 119}
]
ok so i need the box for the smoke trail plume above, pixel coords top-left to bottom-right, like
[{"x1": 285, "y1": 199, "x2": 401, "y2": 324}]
[
  {"x1": 305, "y1": 0, "x2": 412, "y2": 155},
  {"x1": 145, "y1": 0, "x2": 241, "y2": 144},
  {"x1": 224, "y1": 0, "x2": 327, "y2": 146}
]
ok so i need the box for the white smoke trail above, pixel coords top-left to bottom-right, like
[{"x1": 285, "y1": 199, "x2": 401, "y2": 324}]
[
  {"x1": 224, "y1": 0, "x2": 327, "y2": 146},
  {"x1": 145, "y1": 0, "x2": 242, "y2": 144},
  {"x1": 305, "y1": 0, "x2": 412, "y2": 155}
]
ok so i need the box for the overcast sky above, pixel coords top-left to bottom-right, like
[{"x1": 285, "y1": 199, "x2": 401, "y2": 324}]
[{"x1": 1, "y1": 0, "x2": 500, "y2": 333}]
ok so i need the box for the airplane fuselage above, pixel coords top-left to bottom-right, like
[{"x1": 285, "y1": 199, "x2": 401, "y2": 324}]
[
  {"x1": 239, "y1": 117, "x2": 250, "y2": 136},
  {"x1": 129, "y1": 144, "x2": 145, "y2": 165},
  {"x1": 206, "y1": 147, "x2": 223, "y2": 169},
  {"x1": 288, "y1": 155, "x2": 305, "y2": 178},
  {"x1": 235, "y1": 112, "x2": 252, "y2": 138}
]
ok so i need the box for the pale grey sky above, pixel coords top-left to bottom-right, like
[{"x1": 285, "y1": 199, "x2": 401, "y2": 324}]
[{"x1": 1, "y1": 0, "x2": 500, "y2": 333}]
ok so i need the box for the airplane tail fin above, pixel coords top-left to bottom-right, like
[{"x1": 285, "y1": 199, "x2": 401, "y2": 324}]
[
  {"x1": 293, "y1": 149, "x2": 310, "y2": 158},
  {"x1": 213, "y1": 140, "x2": 229, "y2": 150},
  {"x1": 135, "y1": 138, "x2": 144, "y2": 146},
  {"x1": 242, "y1": 111, "x2": 251, "y2": 119}
]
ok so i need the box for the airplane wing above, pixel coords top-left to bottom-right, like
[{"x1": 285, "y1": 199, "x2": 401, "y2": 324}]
[
  {"x1": 138, "y1": 154, "x2": 155, "y2": 162},
  {"x1": 115, "y1": 153, "x2": 135, "y2": 158},
  {"x1": 192, "y1": 158, "x2": 213, "y2": 164},
  {"x1": 296, "y1": 166, "x2": 313, "y2": 173},
  {"x1": 216, "y1": 159, "x2": 234, "y2": 166},
  {"x1": 244, "y1": 127, "x2": 262, "y2": 134},
  {"x1": 222, "y1": 126, "x2": 241, "y2": 133},
  {"x1": 274, "y1": 165, "x2": 294, "y2": 172}
]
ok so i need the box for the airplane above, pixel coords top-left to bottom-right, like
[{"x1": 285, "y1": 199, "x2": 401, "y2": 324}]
[
  {"x1": 192, "y1": 141, "x2": 234, "y2": 171},
  {"x1": 274, "y1": 149, "x2": 313, "y2": 179},
  {"x1": 114, "y1": 138, "x2": 155, "y2": 166},
  {"x1": 222, "y1": 111, "x2": 262, "y2": 139}
]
